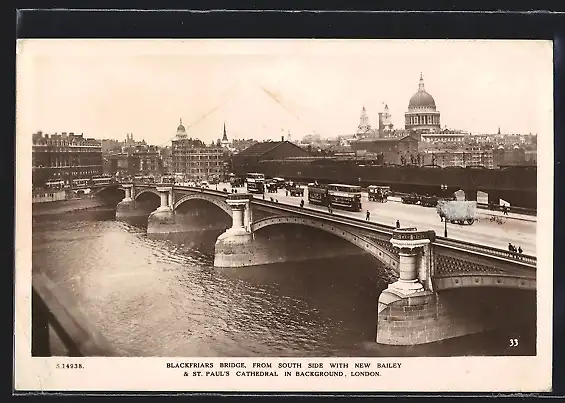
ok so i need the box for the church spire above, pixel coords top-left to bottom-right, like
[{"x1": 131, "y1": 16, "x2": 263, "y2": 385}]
[
  {"x1": 222, "y1": 122, "x2": 228, "y2": 141},
  {"x1": 419, "y1": 73, "x2": 425, "y2": 92}
]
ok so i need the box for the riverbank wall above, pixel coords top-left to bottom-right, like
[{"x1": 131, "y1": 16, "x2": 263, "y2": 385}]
[{"x1": 32, "y1": 197, "x2": 115, "y2": 216}]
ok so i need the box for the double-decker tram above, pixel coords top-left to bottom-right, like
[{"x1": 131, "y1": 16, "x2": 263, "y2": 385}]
[
  {"x1": 133, "y1": 175, "x2": 156, "y2": 184},
  {"x1": 327, "y1": 183, "x2": 362, "y2": 211},
  {"x1": 246, "y1": 173, "x2": 265, "y2": 193},
  {"x1": 45, "y1": 179, "x2": 65, "y2": 190},
  {"x1": 72, "y1": 178, "x2": 90, "y2": 188},
  {"x1": 160, "y1": 175, "x2": 176, "y2": 184},
  {"x1": 307, "y1": 183, "x2": 329, "y2": 206},
  {"x1": 91, "y1": 175, "x2": 114, "y2": 187}
]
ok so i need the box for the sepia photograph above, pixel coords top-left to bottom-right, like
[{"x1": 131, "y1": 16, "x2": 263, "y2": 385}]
[{"x1": 15, "y1": 38, "x2": 553, "y2": 392}]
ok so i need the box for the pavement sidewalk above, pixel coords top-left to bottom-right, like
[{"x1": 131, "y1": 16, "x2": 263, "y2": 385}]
[{"x1": 385, "y1": 196, "x2": 536, "y2": 223}]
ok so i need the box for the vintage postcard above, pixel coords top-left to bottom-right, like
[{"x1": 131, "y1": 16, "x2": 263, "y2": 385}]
[{"x1": 15, "y1": 39, "x2": 553, "y2": 392}]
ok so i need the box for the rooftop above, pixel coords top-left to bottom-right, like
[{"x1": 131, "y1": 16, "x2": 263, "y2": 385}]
[
  {"x1": 351, "y1": 135, "x2": 418, "y2": 143},
  {"x1": 235, "y1": 141, "x2": 308, "y2": 157}
]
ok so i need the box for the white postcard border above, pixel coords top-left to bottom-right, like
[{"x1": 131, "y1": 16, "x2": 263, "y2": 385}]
[{"x1": 14, "y1": 39, "x2": 554, "y2": 393}]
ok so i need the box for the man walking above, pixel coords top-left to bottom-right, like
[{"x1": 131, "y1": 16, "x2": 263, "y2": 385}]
[
  {"x1": 396, "y1": 219, "x2": 400, "y2": 229},
  {"x1": 366, "y1": 210, "x2": 370, "y2": 221}
]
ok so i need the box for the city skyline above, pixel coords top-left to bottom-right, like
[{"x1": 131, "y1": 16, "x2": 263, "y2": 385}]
[{"x1": 17, "y1": 39, "x2": 553, "y2": 145}]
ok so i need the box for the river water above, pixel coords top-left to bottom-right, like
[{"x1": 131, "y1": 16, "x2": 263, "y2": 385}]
[{"x1": 32, "y1": 207, "x2": 535, "y2": 357}]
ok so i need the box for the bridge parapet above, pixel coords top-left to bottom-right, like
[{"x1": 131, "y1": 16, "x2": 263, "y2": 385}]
[
  {"x1": 434, "y1": 237, "x2": 536, "y2": 266},
  {"x1": 118, "y1": 183, "x2": 536, "y2": 273}
]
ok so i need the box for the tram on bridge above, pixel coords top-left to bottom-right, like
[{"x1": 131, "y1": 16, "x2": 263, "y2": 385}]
[
  {"x1": 91, "y1": 175, "x2": 115, "y2": 187},
  {"x1": 246, "y1": 173, "x2": 265, "y2": 193},
  {"x1": 45, "y1": 179, "x2": 65, "y2": 190},
  {"x1": 307, "y1": 183, "x2": 362, "y2": 212},
  {"x1": 133, "y1": 175, "x2": 156, "y2": 184}
]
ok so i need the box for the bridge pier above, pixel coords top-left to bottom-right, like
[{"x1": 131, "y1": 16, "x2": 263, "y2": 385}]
[
  {"x1": 214, "y1": 194, "x2": 254, "y2": 267},
  {"x1": 147, "y1": 185, "x2": 181, "y2": 234},
  {"x1": 115, "y1": 183, "x2": 137, "y2": 219},
  {"x1": 377, "y1": 228, "x2": 442, "y2": 345}
]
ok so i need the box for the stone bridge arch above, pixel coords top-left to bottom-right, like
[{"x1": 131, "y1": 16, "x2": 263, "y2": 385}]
[
  {"x1": 90, "y1": 184, "x2": 124, "y2": 198},
  {"x1": 250, "y1": 215, "x2": 400, "y2": 271},
  {"x1": 134, "y1": 188, "x2": 161, "y2": 200},
  {"x1": 173, "y1": 193, "x2": 233, "y2": 218}
]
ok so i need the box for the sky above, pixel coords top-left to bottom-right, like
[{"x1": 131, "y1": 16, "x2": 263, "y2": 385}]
[{"x1": 16, "y1": 39, "x2": 553, "y2": 146}]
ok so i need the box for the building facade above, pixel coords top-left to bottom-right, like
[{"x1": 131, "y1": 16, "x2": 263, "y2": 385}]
[
  {"x1": 405, "y1": 74, "x2": 441, "y2": 136},
  {"x1": 350, "y1": 135, "x2": 419, "y2": 165},
  {"x1": 170, "y1": 118, "x2": 224, "y2": 180},
  {"x1": 32, "y1": 131, "x2": 103, "y2": 187},
  {"x1": 108, "y1": 146, "x2": 163, "y2": 178},
  {"x1": 420, "y1": 132, "x2": 467, "y2": 144},
  {"x1": 425, "y1": 148, "x2": 495, "y2": 169}
]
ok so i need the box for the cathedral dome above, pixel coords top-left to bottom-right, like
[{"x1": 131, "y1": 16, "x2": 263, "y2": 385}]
[
  {"x1": 177, "y1": 118, "x2": 186, "y2": 132},
  {"x1": 408, "y1": 74, "x2": 436, "y2": 109},
  {"x1": 409, "y1": 91, "x2": 436, "y2": 108}
]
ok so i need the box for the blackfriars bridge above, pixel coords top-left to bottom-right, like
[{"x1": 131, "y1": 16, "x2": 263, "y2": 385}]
[{"x1": 112, "y1": 182, "x2": 536, "y2": 346}]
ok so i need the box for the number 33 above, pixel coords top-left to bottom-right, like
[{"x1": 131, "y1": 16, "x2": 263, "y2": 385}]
[{"x1": 509, "y1": 338, "x2": 519, "y2": 347}]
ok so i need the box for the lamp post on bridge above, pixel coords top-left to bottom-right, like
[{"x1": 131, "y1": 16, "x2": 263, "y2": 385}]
[{"x1": 441, "y1": 184, "x2": 448, "y2": 237}]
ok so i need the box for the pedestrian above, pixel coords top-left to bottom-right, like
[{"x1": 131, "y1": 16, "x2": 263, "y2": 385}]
[
  {"x1": 396, "y1": 220, "x2": 400, "y2": 229},
  {"x1": 286, "y1": 190, "x2": 289, "y2": 197},
  {"x1": 503, "y1": 205, "x2": 509, "y2": 215},
  {"x1": 508, "y1": 243, "x2": 513, "y2": 252},
  {"x1": 366, "y1": 210, "x2": 370, "y2": 221},
  {"x1": 262, "y1": 193, "x2": 265, "y2": 200},
  {"x1": 270, "y1": 197, "x2": 274, "y2": 202},
  {"x1": 300, "y1": 199, "x2": 304, "y2": 208},
  {"x1": 518, "y1": 246, "x2": 523, "y2": 254}
]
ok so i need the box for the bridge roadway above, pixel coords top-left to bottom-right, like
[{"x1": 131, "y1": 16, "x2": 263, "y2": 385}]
[{"x1": 208, "y1": 182, "x2": 536, "y2": 256}]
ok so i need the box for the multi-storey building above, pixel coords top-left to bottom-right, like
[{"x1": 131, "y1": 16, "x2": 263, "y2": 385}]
[
  {"x1": 108, "y1": 145, "x2": 163, "y2": 178},
  {"x1": 32, "y1": 131, "x2": 103, "y2": 187},
  {"x1": 231, "y1": 139, "x2": 258, "y2": 153},
  {"x1": 493, "y1": 145, "x2": 529, "y2": 167},
  {"x1": 424, "y1": 147, "x2": 495, "y2": 169},
  {"x1": 134, "y1": 145, "x2": 162, "y2": 175},
  {"x1": 420, "y1": 131, "x2": 467, "y2": 144},
  {"x1": 170, "y1": 119, "x2": 224, "y2": 180}
]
